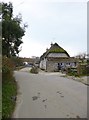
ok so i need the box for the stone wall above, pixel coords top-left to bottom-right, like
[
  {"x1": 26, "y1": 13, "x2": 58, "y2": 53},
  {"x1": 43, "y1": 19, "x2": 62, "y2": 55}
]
[
  {"x1": 46, "y1": 60, "x2": 77, "y2": 72},
  {"x1": 40, "y1": 57, "x2": 78, "y2": 72},
  {"x1": 46, "y1": 61, "x2": 58, "y2": 72}
]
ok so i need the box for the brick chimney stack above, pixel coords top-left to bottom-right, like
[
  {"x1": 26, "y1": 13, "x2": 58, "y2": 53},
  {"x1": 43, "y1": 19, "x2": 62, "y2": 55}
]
[{"x1": 51, "y1": 42, "x2": 53, "y2": 46}]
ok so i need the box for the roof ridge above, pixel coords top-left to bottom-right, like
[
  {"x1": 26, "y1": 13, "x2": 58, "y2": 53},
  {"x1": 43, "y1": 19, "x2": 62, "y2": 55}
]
[{"x1": 40, "y1": 43, "x2": 70, "y2": 59}]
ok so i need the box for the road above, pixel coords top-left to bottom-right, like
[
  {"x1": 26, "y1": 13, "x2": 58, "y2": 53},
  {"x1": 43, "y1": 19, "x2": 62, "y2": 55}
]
[{"x1": 13, "y1": 67, "x2": 87, "y2": 118}]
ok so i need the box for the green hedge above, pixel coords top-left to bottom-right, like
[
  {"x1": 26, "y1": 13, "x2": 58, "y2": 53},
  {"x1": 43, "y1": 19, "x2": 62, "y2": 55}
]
[
  {"x1": 11, "y1": 57, "x2": 24, "y2": 68},
  {"x1": 67, "y1": 65, "x2": 89, "y2": 77},
  {"x1": 77, "y1": 64, "x2": 89, "y2": 76},
  {"x1": 2, "y1": 56, "x2": 17, "y2": 118},
  {"x1": 2, "y1": 79, "x2": 17, "y2": 118},
  {"x1": 2, "y1": 56, "x2": 15, "y2": 83},
  {"x1": 67, "y1": 67, "x2": 78, "y2": 77}
]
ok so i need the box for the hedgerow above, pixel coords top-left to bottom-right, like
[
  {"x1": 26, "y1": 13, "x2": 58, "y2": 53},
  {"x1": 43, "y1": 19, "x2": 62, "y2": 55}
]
[
  {"x1": 2, "y1": 56, "x2": 17, "y2": 118},
  {"x1": 2, "y1": 56, "x2": 15, "y2": 83}
]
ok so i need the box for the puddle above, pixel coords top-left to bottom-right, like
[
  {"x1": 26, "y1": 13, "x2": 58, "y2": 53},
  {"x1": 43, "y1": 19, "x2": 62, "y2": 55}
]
[
  {"x1": 32, "y1": 96, "x2": 39, "y2": 101},
  {"x1": 60, "y1": 95, "x2": 64, "y2": 97},
  {"x1": 42, "y1": 99, "x2": 47, "y2": 102},
  {"x1": 57, "y1": 91, "x2": 62, "y2": 94},
  {"x1": 32, "y1": 92, "x2": 41, "y2": 101}
]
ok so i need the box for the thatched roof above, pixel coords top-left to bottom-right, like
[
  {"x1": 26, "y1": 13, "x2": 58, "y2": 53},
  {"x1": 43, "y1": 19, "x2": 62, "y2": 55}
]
[{"x1": 40, "y1": 43, "x2": 70, "y2": 59}]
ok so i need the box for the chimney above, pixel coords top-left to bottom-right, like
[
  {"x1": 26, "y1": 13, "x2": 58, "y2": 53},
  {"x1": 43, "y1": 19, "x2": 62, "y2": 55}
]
[{"x1": 51, "y1": 42, "x2": 53, "y2": 46}]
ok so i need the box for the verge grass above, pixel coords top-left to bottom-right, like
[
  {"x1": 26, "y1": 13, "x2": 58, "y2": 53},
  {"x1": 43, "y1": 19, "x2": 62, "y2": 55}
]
[{"x1": 2, "y1": 77, "x2": 17, "y2": 118}]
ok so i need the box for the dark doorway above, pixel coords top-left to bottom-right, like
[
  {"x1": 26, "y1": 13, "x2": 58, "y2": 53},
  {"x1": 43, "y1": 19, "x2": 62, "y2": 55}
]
[{"x1": 58, "y1": 63, "x2": 61, "y2": 70}]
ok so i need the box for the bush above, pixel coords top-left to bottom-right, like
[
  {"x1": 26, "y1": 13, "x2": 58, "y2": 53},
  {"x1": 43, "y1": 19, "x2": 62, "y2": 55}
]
[
  {"x1": 67, "y1": 67, "x2": 78, "y2": 77},
  {"x1": 2, "y1": 77, "x2": 17, "y2": 118},
  {"x1": 30, "y1": 66, "x2": 39, "y2": 74},
  {"x1": 2, "y1": 56, "x2": 17, "y2": 118},
  {"x1": 2, "y1": 56, "x2": 15, "y2": 83},
  {"x1": 77, "y1": 64, "x2": 89, "y2": 76},
  {"x1": 11, "y1": 57, "x2": 24, "y2": 68}
]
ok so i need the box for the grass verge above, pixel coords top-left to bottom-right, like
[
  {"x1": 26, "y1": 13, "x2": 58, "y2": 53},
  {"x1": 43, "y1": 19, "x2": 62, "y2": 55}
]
[
  {"x1": 0, "y1": 90, "x2": 2, "y2": 120},
  {"x1": 15, "y1": 66, "x2": 25, "y2": 71},
  {"x1": 2, "y1": 77, "x2": 17, "y2": 118}
]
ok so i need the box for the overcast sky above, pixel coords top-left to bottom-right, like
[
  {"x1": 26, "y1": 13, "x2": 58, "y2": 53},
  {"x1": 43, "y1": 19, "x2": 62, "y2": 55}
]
[{"x1": 2, "y1": 0, "x2": 87, "y2": 58}]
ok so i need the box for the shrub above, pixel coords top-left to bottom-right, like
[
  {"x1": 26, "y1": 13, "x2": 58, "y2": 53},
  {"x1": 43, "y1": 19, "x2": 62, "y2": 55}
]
[
  {"x1": 11, "y1": 57, "x2": 24, "y2": 68},
  {"x1": 2, "y1": 76, "x2": 17, "y2": 118},
  {"x1": 77, "y1": 64, "x2": 89, "y2": 76},
  {"x1": 30, "y1": 66, "x2": 39, "y2": 74},
  {"x1": 2, "y1": 56, "x2": 15, "y2": 82},
  {"x1": 67, "y1": 67, "x2": 78, "y2": 77},
  {"x1": 2, "y1": 56, "x2": 17, "y2": 118}
]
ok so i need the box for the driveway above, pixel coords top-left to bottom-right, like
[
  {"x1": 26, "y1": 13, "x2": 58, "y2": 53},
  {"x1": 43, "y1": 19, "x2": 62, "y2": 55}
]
[{"x1": 13, "y1": 67, "x2": 87, "y2": 118}]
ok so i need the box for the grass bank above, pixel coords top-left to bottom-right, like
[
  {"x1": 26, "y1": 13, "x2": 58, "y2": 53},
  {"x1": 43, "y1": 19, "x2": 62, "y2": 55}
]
[
  {"x1": 2, "y1": 77, "x2": 17, "y2": 118},
  {"x1": 0, "y1": 90, "x2": 2, "y2": 119},
  {"x1": 15, "y1": 66, "x2": 25, "y2": 71}
]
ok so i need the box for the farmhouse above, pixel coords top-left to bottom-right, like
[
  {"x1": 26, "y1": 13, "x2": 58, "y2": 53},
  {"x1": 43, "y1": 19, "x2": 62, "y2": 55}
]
[{"x1": 40, "y1": 43, "x2": 77, "y2": 72}]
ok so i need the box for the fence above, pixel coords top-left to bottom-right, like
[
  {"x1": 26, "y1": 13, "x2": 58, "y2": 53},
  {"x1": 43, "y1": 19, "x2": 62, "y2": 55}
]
[
  {"x1": 66, "y1": 64, "x2": 89, "y2": 76},
  {"x1": 77, "y1": 64, "x2": 89, "y2": 76}
]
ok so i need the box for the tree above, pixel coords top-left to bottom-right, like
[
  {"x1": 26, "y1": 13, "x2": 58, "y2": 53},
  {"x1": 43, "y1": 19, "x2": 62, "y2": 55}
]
[
  {"x1": 75, "y1": 52, "x2": 87, "y2": 63},
  {"x1": 1, "y1": 2, "x2": 27, "y2": 57}
]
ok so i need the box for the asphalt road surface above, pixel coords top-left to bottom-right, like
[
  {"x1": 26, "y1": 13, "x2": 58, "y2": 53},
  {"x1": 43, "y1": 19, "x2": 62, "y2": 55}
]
[{"x1": 13, "y1": 67, "x2": 87, "y2": 118}]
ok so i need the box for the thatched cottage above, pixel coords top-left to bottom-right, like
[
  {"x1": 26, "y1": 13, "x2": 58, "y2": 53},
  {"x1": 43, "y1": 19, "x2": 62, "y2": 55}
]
[{"x1": 40, "y1": 43, "x2": 77, "y2": 72}]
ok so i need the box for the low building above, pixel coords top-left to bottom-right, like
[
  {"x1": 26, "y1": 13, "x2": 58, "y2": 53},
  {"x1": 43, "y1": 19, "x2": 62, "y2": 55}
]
[{"x1": 40, "y1": 43, "x2": 78, "y2": 72}]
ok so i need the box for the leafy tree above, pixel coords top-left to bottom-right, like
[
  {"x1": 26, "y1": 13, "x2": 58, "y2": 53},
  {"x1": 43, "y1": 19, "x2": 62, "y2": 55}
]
[{"x1": 1, "y1": 2, "x2": 27, "y2": 57}]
